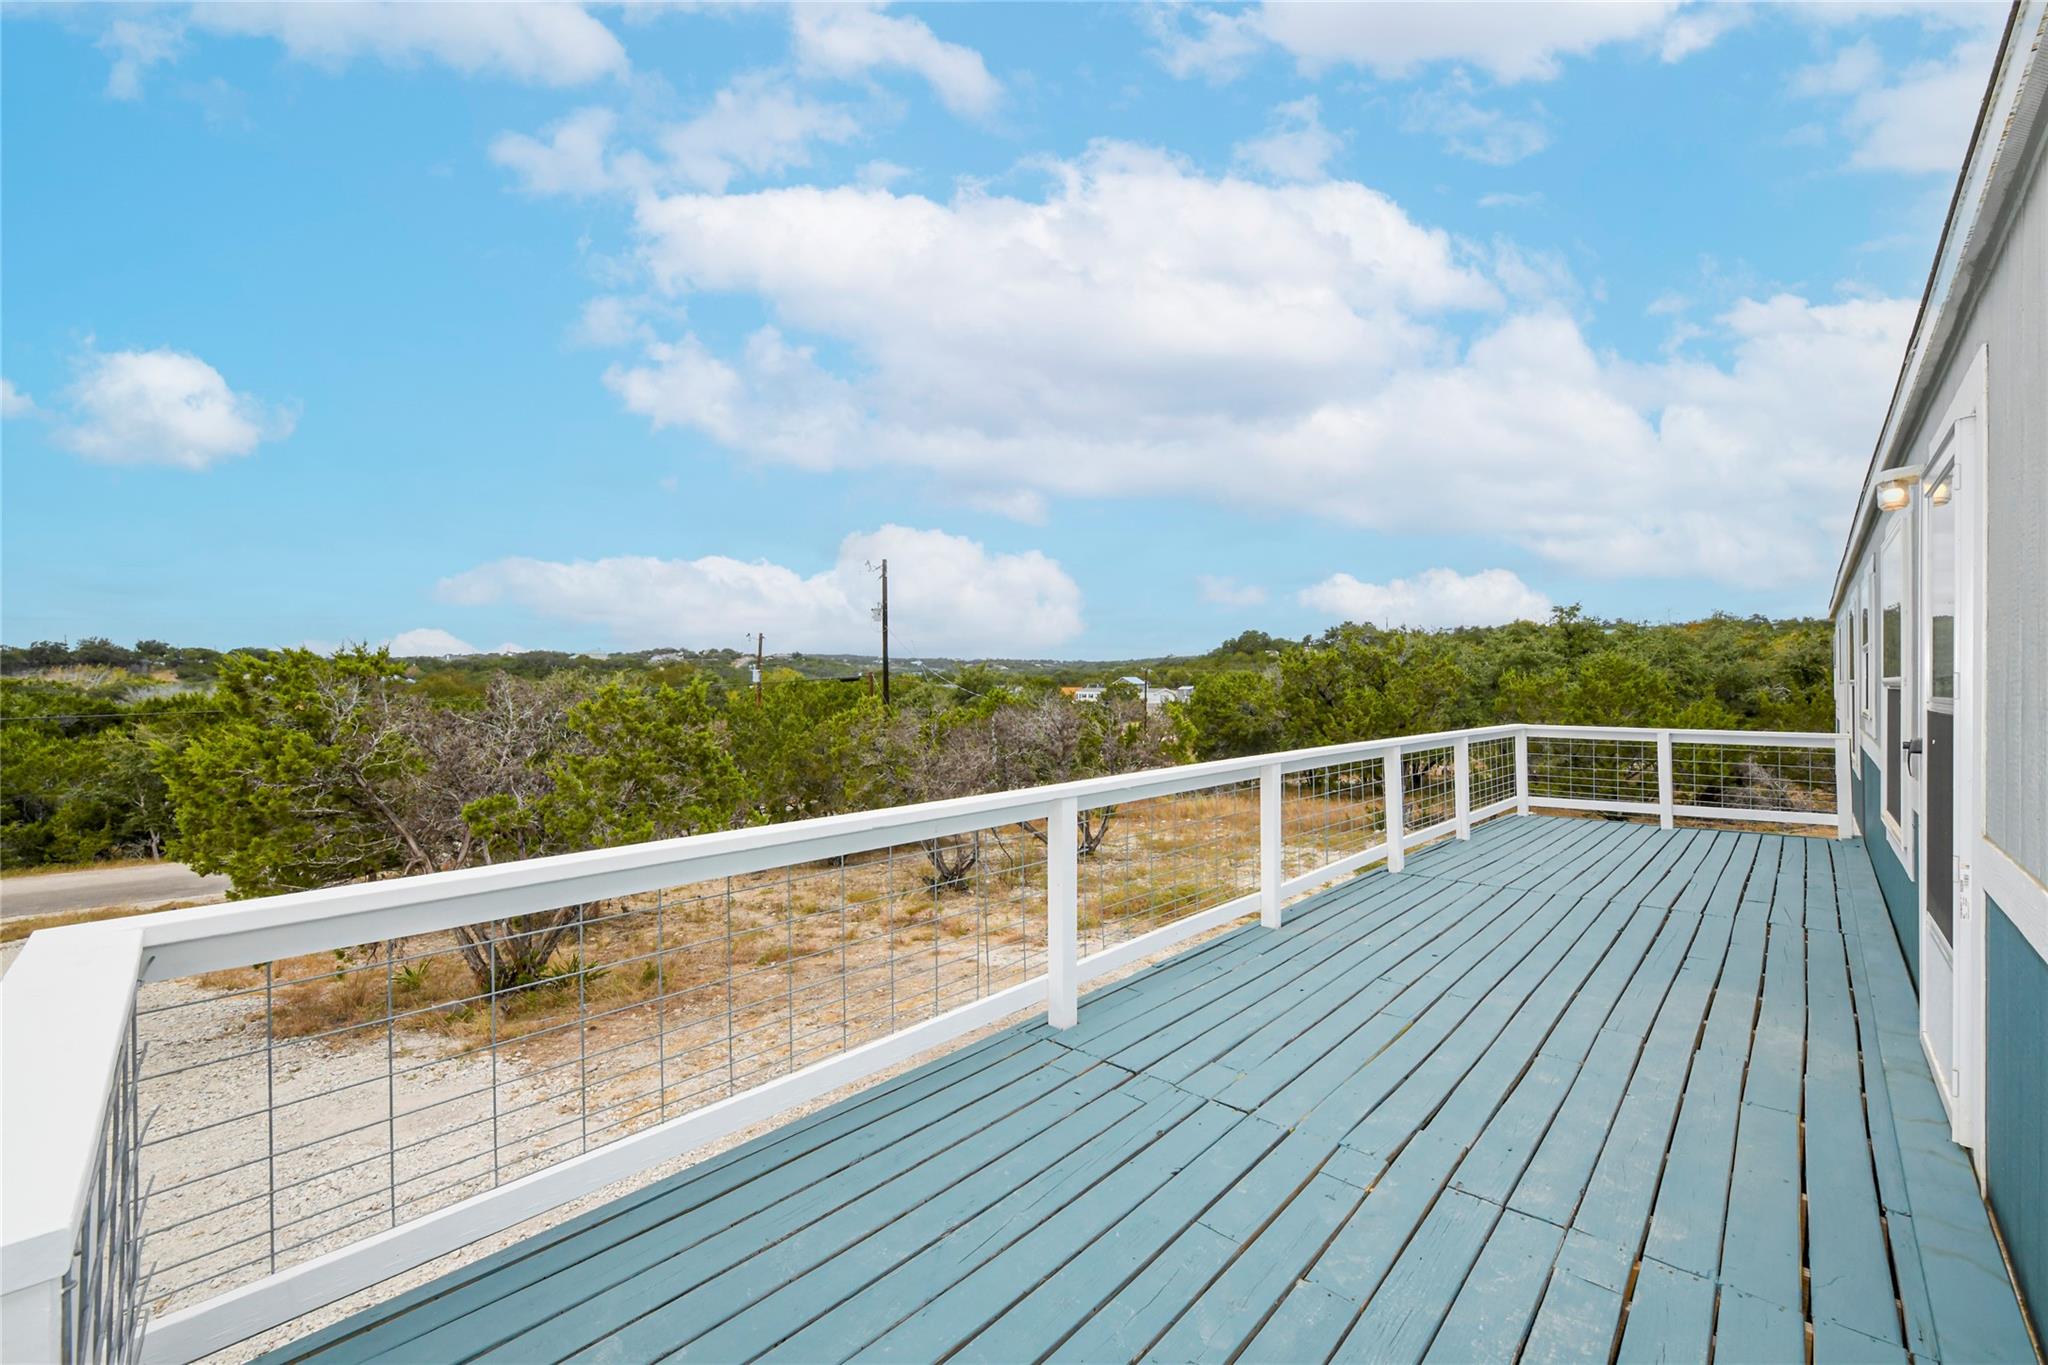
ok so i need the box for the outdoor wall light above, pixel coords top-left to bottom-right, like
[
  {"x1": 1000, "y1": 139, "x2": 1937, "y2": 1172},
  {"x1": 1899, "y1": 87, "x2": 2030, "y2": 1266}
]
[
  {"x1": 1927, "y1": 479, "x2": 1953, "y2": 506},
  {"x1": 1874, "y1": 466, "x2": 1921, "y2": 512}
]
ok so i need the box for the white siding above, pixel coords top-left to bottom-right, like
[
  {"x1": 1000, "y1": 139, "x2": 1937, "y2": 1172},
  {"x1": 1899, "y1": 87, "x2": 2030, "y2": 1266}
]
[{"x1": 1907, "y1": 148, "x2": 2048, "y2": 881}]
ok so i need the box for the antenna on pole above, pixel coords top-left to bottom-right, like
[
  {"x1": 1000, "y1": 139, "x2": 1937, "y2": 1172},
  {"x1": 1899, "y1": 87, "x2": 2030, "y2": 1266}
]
[
  {"x1": 879, "y1": 558, "x2": 891, "y2": 708},
  {"x1": 753, "y1": 632, "x2": 764, "y2": 705},
  {"x1": 867, "y1": 558, "x2": 892, "y2": 708}
]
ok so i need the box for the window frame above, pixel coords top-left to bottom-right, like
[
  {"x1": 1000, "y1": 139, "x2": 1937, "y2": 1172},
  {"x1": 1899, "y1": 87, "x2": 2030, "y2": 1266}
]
[{"x1": 1878, "y1": 510, "x2": 1912, "y2": 859}]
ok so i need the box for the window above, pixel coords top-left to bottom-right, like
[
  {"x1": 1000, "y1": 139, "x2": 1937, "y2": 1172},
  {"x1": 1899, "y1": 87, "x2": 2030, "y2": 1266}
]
[
  {"x1": 1926, "y1": 473, "x2": 1955, "y2": 700},
  {"x1": 1880, "y1": 516, "x2": 1907, "y2": 828},
  {"x1": 1859, "y1": 569, "x2": 1875, "y2": 728}
]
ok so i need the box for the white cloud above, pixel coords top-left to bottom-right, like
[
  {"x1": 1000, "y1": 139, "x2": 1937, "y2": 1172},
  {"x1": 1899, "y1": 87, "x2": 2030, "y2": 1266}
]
[
  {"x1": 959, "y1": 488, "x2": 1050, "y2": 523},
  {"x1": 1198, "y1": 575, "x2": 1270, "y2": 608},
  {"x1": 1801, "y1": 35, "x2": 1995, "y2": 175},
  {"x1": 492, "y1": 76, "x2": 858, "y2": 198},
  {"x1": 1144, "y1": 4, "x2": 1270, "y2": 83},
  {"x1": 1478, "y1": 191, "x2": 1544, "y2": 209},
  {"x1": 790, "y1": 3, "x2": 1001, "y2": 117},
  {"x1": 491, "y1": 107, "x2": 626, "y2": 196},
  {"x1": 191, "y1": 3, "x2": 627, "y2": 86},
  {"x1": 1299, "y1": 568, "x2": 1551, "y2": 628},
  {"x1": 858, "y1": 159, "x2": 913, "y2": 189},
  {"x1": 98, "y1": 16, "x2": 184, "y2": 99},
  {"x1": 439, "y1": 525, "x2": 1083, "y2": 655},
  {"x1": 1157, "y1": 2, "x2": 1709, "y2": 86},
  {"x1": 387, "y1": 628, "x2": 481, "y2": 657},
  {"x1": 660, "y1": 73, "x2": 862, "y2": 193},
  {"x1": 54, "y1": 347, "x2": 294, "y2": 470},
  {"x1": 1, "y1": 378, "x2": 37, "y2": 419},
  {"x1": 1658, "y1": 5, "x2": 1748, "y2": 63},
  {"x1": 1403, "y1": 85, "x2": 1550, "y2": 165},
  {"x1": 1233, "y1": 97, "x2": 1343, "y2": 182},
  {"x1": 596, "y1": 144, "x2": 1911, "y2": 592}
]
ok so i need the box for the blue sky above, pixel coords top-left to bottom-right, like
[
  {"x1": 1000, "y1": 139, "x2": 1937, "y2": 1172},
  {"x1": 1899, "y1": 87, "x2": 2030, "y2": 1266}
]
[{"x1": 0, "y1": 2, "x2": 2003, "y2": 659}]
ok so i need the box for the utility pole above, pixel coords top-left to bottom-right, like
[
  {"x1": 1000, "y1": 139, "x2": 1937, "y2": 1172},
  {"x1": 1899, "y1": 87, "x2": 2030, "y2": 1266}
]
[
  {"x1": 879, "y1": 558, "x2": 891, "y2": 707},
  {"x1": 753, "y1": 632, "x2": 764, "y2": 705}
]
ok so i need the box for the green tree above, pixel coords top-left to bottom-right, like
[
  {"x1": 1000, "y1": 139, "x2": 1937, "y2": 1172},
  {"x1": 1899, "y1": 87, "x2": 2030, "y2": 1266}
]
[{"x1": 1183, "y1": 670, "x2": 1282, "y2": 759}]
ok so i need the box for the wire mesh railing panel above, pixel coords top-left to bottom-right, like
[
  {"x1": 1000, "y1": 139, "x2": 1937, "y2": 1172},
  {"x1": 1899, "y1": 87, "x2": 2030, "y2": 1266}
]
[
  {"x1": 1673, "y1": 741, "x2": 1836, "y2": 813},
  {"x1": 60, "y1": 1012, "x2": 144, "y2": 1365},
  {"x1": 1279, "y1": 756, "x2": 1387, "y2": 881},
  {"x1": 1075, "y1": 781, "x2": 1260, "y2": 956},
  {"x1": 1526, "y1": 735, "x2": 1658, "y2": 806},
  {"x1": 1400, "y1": 745, "x2": 1458, "y2": 833},
  {"x1": 1469, "y1": 736, "x2": 1517, "y2": 810},
  {"x1": 130, "y1": 821, "x2": 1054, "y2": 1316}
]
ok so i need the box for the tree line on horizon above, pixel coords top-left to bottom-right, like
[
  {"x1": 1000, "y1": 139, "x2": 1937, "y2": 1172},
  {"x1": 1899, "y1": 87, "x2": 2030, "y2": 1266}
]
[{"x1": 0, "y1": 608, "x2": 1832, "y2": 880}]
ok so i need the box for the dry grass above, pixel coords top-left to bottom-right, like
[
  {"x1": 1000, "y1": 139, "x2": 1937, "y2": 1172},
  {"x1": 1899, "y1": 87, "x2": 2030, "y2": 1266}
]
[
  {"x1": 1, "y1": 899, "x2": 204, "y2": 943},
  {"x1": 0, "y1": 854, "x2": 170, "y2": 879},
  {"x1": 180, "y1": 789, "x2": 1277, "y2": 1070}
]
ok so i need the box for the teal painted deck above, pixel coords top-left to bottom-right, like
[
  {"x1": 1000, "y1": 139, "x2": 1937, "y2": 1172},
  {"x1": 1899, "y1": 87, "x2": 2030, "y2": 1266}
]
[{"x1": 262, "y1": 817, "x2": 2037, "y2": 1364}]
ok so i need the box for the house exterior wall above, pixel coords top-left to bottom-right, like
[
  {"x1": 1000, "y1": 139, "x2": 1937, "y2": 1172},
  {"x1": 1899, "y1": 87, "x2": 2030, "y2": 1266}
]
[
  {"x1": 1901, "y1": 148, "x2": 2048, "y2": 885},
  {"x1": 1828, "y1": 26, "x2": 2047, "y2": 1337},
  {"x1": 1987, "y1": 895, "x2": 2047, "y2": 1343}
]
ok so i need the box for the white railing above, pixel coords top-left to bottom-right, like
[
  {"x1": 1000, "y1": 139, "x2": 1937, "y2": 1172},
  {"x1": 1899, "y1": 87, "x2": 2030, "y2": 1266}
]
[{"x1": 0, "y1": 724, "x2": 1846, "y2": 1363}]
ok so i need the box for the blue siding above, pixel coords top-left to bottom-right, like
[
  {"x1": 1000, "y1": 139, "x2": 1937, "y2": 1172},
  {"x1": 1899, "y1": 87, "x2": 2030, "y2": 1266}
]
[
  {"x1": 1987, "y1": 896, "x2": 2048, "y2": 1345},
  {"x1": 1859, "y1": 751, "x2": 1919, "y2": 984}
]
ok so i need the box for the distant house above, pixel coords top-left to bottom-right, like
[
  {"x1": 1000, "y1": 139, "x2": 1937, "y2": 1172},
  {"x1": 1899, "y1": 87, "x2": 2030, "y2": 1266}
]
[{"x1": 1069, "y1": 678, "x2": 1191, "y2": 708}]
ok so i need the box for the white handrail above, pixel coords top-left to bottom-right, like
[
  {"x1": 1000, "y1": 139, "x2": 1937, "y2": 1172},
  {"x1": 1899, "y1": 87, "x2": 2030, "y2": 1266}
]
[{"x1": 0, "y1": 721, "x2": 1847, "y2": 1363}]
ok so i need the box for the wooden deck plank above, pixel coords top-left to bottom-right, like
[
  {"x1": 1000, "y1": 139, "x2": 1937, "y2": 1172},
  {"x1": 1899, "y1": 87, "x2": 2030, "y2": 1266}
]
[
  {"x1": 1400, "y1": 811, "x2": 1562, "y2": 882},
  {"x1": 1421, "y1": 815, "x2": 1603, "y2": 888},
  {"x1": 1326, "y1": 1187, "x2": 1497, "y2": 1362},
  {"x1": 1614, "y1": 1258, "x2": 1715, "y2": 1364},
  {"x1": 1713, "y1": 1285, "x2": 1806, "y2": 1364},
  {"x1": 1043, "y1": 1222, "x2": 1240, "y2": 1364},
  {"x1": 1447, "y1": 900, "x2": 1673, "y2": 1207},
  {"x1": 1344, "y1": 891, "x2": 1636, "y2": 1165},
  {"x1": 265, "y1": 821, "x2": 2033, "y2": 1365},
  {"x1": 436, "y1": 1052, "x2": 1124, "y2": 1362},
  {"x1": 1301, "y1": 1130, "x2": 1462, "y2": 1306},
  {"x1": 696, "y1": 1089, "x2": 1229, "y2": 1362},
  {"x1": 897, "y1": 1106, "x2": 1283, "y2": 1364},
  {"x1": 1803, "y1": 905, "x2": 1902, "y2": 1346},
  {"x1": 1141, "y1": 1172, "x2": 1363, "y2": 1362},
  {"x1": 277, "y1": 1034, "x2": 1075, "y2": 1362},
  {"x1": 1520, "y1": 1229, "x2": 1632, "y2": 1364},
  {"x1": 1114, "y1": 881, "x2": 1492, "y2": 1080},
  {"x1": 1174, "y1": 884, "x2": 1504, "y2": 1098},
  {"x1": 1503, "y1": 907, "x2": 1700, "y2": 1228},
  {"x1": 1423, "y1": 1204, "x2": 1563, "y2": 1363}
]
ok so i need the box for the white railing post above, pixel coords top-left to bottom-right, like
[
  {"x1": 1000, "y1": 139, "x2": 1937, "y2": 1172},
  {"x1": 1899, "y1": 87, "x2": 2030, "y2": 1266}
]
[
  {"x1": 0, "y1": 1282, "x2": 62, "y2": 1365},
  {"x1": 1835, "y1": 732, "x2": 1853, "y2": 839},
  {"x1": 1047, "y1": 796, "x2": 1079, "y2": 1029},
  {"x1": 1453, "y1": 736, "x2": 1472, "y2": 840},
  {"x1": 1656, "y1": 730, "x2": 1676, "y2": 830},
  {"x1": 2, "y1": 926, "x2": 143, "y2": 1365},
  {"x1": 1259, "y1": 762, "x2": 1283, "y2": 928},
  {"x1": 1384, "y1": 745, "x2": 1405, "y2": 874},
  {"x1": 1514, "y1": 728, "x2": 1530, "y2": 816}
]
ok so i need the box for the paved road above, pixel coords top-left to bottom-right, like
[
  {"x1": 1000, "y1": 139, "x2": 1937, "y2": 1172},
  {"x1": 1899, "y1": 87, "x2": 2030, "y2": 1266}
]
[{"x1": 0, "y1": 863, "x2": 231, "y2": 921}]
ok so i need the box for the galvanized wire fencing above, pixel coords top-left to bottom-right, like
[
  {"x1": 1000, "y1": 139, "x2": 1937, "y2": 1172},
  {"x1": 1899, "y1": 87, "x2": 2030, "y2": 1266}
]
[
  {"x1": 60, "y1": 1016, "x2": 144, "y2": 1365},
  {"x1": 130, "y1": 828, "x2": 1063, "y2": 1314},
  {"x1": 1671, "y1": 735, "x2": 1838, "y2": 817}
]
